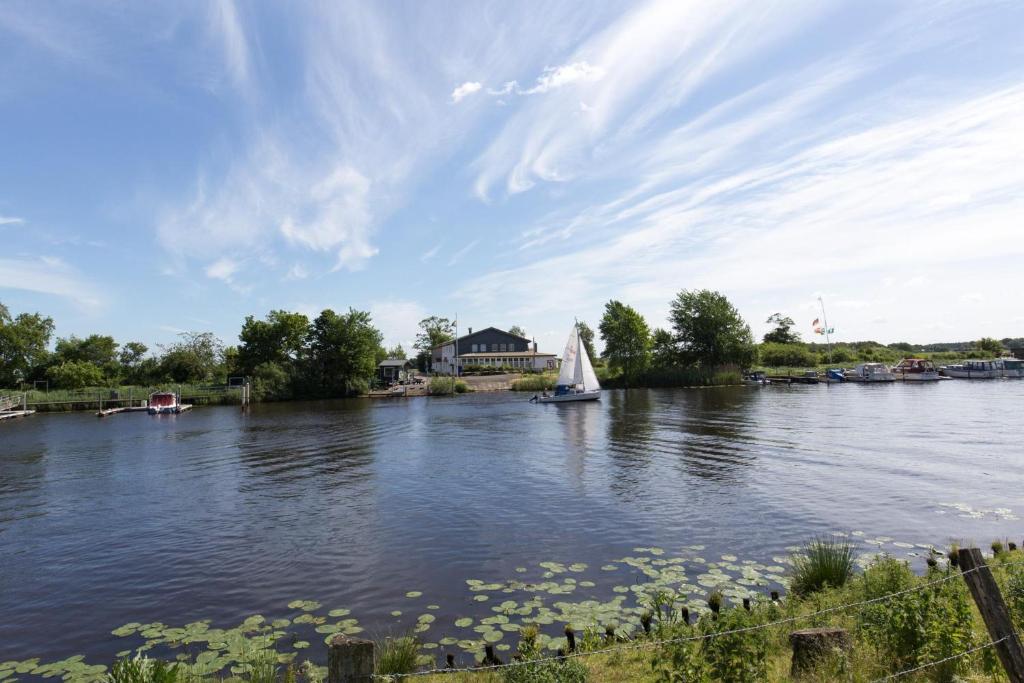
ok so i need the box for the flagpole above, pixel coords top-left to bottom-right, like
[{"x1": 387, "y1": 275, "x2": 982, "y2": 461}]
[{"x1": 818, "y1": 297, "x2": 833, "y2": 365}]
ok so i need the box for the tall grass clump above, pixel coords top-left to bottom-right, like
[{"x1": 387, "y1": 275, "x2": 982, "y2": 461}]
[
  {"x1": 107, "y1": 655, "x2": 180, "y2": 683},
  {"x1": 790, "y1": 536, "x2": 856, "y2": 595},
  {"x1": 510, "y1": 374, "x2": 556, "y2": 392},
  {"x1": 375, "y1": 636, "x2": 419, "y2": 680},
  {"x1": 428, "y1": 377, "x2": 467, "y2": 396},
  {"x1": 502, "y1": 625, "x2": 587, "y2": 683},
  {"x1": 653, "y1": 604, "x2": 770, "y2": 682}
]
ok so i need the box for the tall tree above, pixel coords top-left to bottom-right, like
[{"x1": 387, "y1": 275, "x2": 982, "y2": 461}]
[
  {"x1": 762, "y1": 313, "x2": 801, "y2": 344},
  {"x1": 385, "y1": 344, "x2": 406, "y2": 359},
  {"x1": 158, "y1": 332, "x2": 224, "y2": 383},
  {"x1": 598, "y1": 301, "x2": 651, "y2": 387},
  {"x1": 508, "y1": 325, "x2": 526, "y2": 338},
  {"x1": 119, "y1": 341, "x2": 149, "y2": 384},
  {"x1": 414, "y1": 316, "x2": 454, "y2": 371},
  {"x1": 238, "y1": 310, "x2": 310, "y2": 374},
  {"x1": 669, "y1": 289, "x2": 755, "y2": 368},
  {"x1": 975, "y1": 337, "x2": 1004, "y2": 356},
  {"x1": 577, "y1": 321, "x2": 597, "y2": 362},
  {"x1": 307, "y1": 308, "x2": 383, "y2": 396},
  {"x1": 650, "y1": 328, "x2": 679, "y2": 367},
  {"x1": 0, "y1": 305, "x2": 55, "y2": 386}
]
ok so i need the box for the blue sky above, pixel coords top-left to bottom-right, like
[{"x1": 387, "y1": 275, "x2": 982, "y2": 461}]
[{"x1": 1, "y1": 1, "x2": 1023, "y2": 355}]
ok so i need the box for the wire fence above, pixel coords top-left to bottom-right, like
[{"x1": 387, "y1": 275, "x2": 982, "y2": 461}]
[{"x1": 372, "y1": 559, "x2": 1024, "y2": 680}]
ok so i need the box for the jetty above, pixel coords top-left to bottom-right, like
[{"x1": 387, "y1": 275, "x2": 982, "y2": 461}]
[{"x1": 0, "y1": 394, "x2": 35, "y2": 421}]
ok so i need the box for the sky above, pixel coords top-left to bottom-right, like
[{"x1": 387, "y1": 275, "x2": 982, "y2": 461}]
[{"x1": 1, "y1": 0, "x2": 1023, "y2": 356}]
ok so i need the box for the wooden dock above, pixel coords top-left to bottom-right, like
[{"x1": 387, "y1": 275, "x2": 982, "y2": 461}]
[
  {"x1": 97, "y1": 405, "x2": 150, "y2": 417},
  {"x1": 0, "y1": 409, "x2": 35, "y2": 421}
]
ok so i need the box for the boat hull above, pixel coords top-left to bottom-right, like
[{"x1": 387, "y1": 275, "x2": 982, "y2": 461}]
[
  {"x1": 536, "y1": 391, "x2": 601, "y2": 403},
  {"x1": 894, "y1": 372, "x2": 940, "y2": 381},
  {"x1": 944, "y1": 369, "x2": 1000, "y2": 379},
  {"x1": 845, "y1": 375, "x2": 896, "y2": 382}
]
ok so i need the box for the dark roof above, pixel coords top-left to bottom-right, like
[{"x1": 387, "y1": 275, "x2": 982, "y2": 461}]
[
  {"x1": 430, "y1": 326, "x2": 531, "y2": 350},
  {"x1": 378, "y1": 359, "x2": 413, "y2": 367}
]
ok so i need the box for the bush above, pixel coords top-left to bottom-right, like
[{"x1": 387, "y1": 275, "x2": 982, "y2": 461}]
[
  {"x1": 251, "y1": 361, "x2": 292, "y2": 401},
  {"x1": 428, "y1": 377, "x2": 468, "y2": 395},
  {"x1": 758, "y1": 342, "x2": 818, "y2": 368},
  {"x1": 502, "y1": 625, "x2": 587, "y2": 683},
  {"x1": 511, "y1": 374, "x2": 556, "y2": 391},
  {"x1": 108, "y1": 655, "x2": 180, "y2": 683},
  {"x1": 45, "y1": 360, "x2": 104, "y2": 389},
  {"x1": 791, "y1": 536, "x2": 856, "y2": 595},
  {"x1": 375, "y1": 636, "x2": 419, "y2": 679},
  {"x1": 654, "y1": 606, "x2": 769, "y2": 682}
]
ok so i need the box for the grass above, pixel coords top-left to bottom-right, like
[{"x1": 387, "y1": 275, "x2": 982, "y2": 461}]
[
  {"x1": 428, "y1": 377, "x2": 468, "y2": 395},
  {"x1": 2, "y1": 383, "x2": 245, "y2": 411},
  {"x1": 375, "y1": 636, "x2": 420, "y2": 679},
  {"x1": 790, "y1": 536, "x2": 857, "y2": 596},
  {"x1": 510, "y1": 374, "x2": 557, "y2": 392}
]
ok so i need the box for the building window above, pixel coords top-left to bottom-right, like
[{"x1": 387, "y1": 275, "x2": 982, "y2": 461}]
[
  {"x1": 509, "y1": 343, "x2": 516, "y2": 352},
  {"x1": 480, "y1": 343, "x2": 487, "y2": 352},
  {"x1": 471, "y1": 344, "x2": 478, "y2": 352}
]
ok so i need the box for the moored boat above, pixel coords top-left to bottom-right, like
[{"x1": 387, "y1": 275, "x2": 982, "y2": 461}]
[
  {"x1": 533, "y1": 323, "x2": 600, "y2": 403},
  {"x1": 891, "y1": 358, "x2": 939, "y2": 381},
  {"x1": 743, "y1": 371, "x2": 769, "y2": 385},
  {"x1": 148, "y1": 391, "x2": 180, "y2": 414},
  {"x1": 997, "y1": 358, "x2": 1024, "y2": 378},
  {"x1": 845, "y1": 363, "x2": 895, "y2": 382},
  {"x1": 943, "y1": 360, "x2": 999, "y2": 379}
]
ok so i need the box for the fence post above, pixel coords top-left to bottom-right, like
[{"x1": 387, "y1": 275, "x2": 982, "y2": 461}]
[
  {"x1": 327, "y1": 634, "x2": 374, "y2": 683},
  {"x1": 958, "y1": 548, "x2": 1024, "y2": 683}
]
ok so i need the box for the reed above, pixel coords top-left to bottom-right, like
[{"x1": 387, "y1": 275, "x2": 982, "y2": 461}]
[
  {"x1": 790, "y1": 536, "x2": 856, "y2": 595},
  {"x1": 375, "y1": 636, "x2": 420, "y2": 679}
]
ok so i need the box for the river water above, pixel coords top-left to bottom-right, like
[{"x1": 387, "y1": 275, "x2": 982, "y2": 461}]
[{"x1": 2, "y1": 382, "x2": 1022, "y2": 665}]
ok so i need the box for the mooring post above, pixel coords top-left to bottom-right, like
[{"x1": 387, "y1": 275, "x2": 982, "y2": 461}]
[
  {"x1": 958, "y1": 548, "x2": 1024, "y2": 683},
  {"x1": 327, "y1": 634, "x2": 374, "y2": 683},
  {"x1": 564, "y1": 625, "x2": 576, "y2": 653}
]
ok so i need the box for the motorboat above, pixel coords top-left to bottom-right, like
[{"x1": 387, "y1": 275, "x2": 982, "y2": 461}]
[
  {"x1": 997, "y1": 358, "x2": 1024, "y2": 378},
  {"x1": 845, "y1": 363, "x2": 895, "y2": 382},
  {"x1": 533, "y1": 323, "x2": 600, "y2": 403},
  {"x1": 943, "y1": 360, "x2": 1000, "y2": 379},
  {"x1": 147, "y1": 391, "x2": 180, "y2": 414},
  {"x1": 743, "y1": 371, "x2": 769, "y2": 385},
  {"x1": 891, "y1": 358, "x2": 940, "y2": 381}
]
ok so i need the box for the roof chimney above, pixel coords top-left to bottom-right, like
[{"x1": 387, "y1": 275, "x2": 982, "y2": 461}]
[{"x1": 468, "y1": 327, "x2": 472, "y2": 334}]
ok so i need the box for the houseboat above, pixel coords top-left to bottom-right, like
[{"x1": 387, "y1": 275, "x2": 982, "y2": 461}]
[
  {"x1": 148, "y1": 391, "x2": 180, "y2": 414},
  {"x1": 943, "y1": 360, "x2": 1000, "y2": 379},
  {"x1": 997, "y1": 358, "x2": 1024, "y2": 378},
  {"x1": 891, "y1": 358, "x2": 940, "y2": 381},
  {"x1": 845, "y1": 363, "x2": 896, "y2": 382}
]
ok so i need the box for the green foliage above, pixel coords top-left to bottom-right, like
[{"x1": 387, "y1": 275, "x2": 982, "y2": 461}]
[
  {"x1": 307, "y1": 309, "x2": 382, "y2": 397},
  {"x1": 0, "y1": 304, "x2": 54, "y2": 386},
  {"x1": 649, "y1": 328, "x2": 678, "y2": 368},
  {"x1": 375, "y1": 636, "x2": 419, "y2": 679},
  {"x1": 975, "y1": 336, "x2": 1004, "y2": 356},
  {"x1": 763, "y1": 313, "x2": 801, "y2": 344},
  {"x1": 758, "y1": 342, "x2": 818, "y2": 368},
  {"x1": 502, "y1": 624, "x2": 587, "y2": 683},
  {"x1": 857, "y1": 558, "x2": 975, "y2": 679},
  {"x1": 238, "y1": 310, "x2": 310, "y2": 374},
  {"x1": 251, "y1": 361, "x2": 293, "y2": 401},
  {"x1": 1004, "y1": 561, "x2": 1024, "y2": 630},
  {"x1": 414, "y1": 317, "x2": 454, "y2": 355},
  {"x1": 159, "y1": 332, "x2": 224, "y2": 383},
  {"x1": 511, "y1": 374, "x2": 556, "y2": 391},
  {"x1": 108, "y1": 654, "x2": 180, "y2": 683},
  {"x1": 791, "y1": 537, "x2": 856, "y2": 596},
  {"x1": 576, "y1": 322, "x2": 597, "y2": 364},
  {"x1": 599, "y1": 301, "x2": 651, "y2": 387},
  {"x1": 385, "y1": 344, "x2": 406, "y2": 360},
  {"x1": 46, "y1": 360, "x2": 105, "y2": 389},
  {"x1": 507, "y1": 325, "x2": 527, "y2": 339},
  {"x1": 428, "y1": 377, "x2": 467, "y2": 395},
  {"x1": 654, "y1": 607, "x2": 769, "y2": 683},
  {"x1": 669, "y1": 289, "x2": 755, "y2": 368}
]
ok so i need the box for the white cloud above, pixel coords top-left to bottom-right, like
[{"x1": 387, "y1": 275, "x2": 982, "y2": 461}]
[
  {"x1": 450, "y1": 81, "x2": 482, "y2": 103},
  {"x1": 205, "y1": 257, "x2": 241, "y2": 283},
  {"x1": 447, "y1": 239, "x2": 478, "y2": 266},
  {"x1": 522, "y1": 61, "x2": 604, "y2": 95},
  {"x1": 420, "y1": 241, "x2": 443, "y2": 263},
  {"x1": 0, "y1": 256, "x2": 101, "y2": 309},
  {"x1": 369, "y1": 299, "x2": 428, "y2": 350},
  {"x1": 285, "y1": 264, "x2": 308, "y2": 280},
  {"x1": 206, "y1": 0, "x2": 250, "y2": 89},
  {"x1": 0, "y1": 215, "x2": 24, "y2": 225}
]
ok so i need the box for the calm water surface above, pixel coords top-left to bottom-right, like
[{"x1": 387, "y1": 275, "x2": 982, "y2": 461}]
[{"x1": 2, "y1": 382, "x2": 1023, "y2": 663}]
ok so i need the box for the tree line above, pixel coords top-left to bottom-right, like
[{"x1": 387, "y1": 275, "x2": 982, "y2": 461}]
[{"x1": 0, "y1": 301, "x2": 386, "y2": 399}]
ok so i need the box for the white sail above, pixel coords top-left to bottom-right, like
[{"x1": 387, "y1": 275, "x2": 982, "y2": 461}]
[
  {"x1": 578, "y1": 335, "x2": 600, "y2": 391},
  {"x1": 557, "y1": 329, "x2": 580, "y2": 386}
]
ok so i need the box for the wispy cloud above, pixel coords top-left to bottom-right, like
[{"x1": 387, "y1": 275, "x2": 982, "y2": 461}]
[
  {"x1": 204, "y1": 256, "x2": 241, "y2": 283},
  {"x1": 450, "y1": 81, "x2": 482, "y2": 103},
  {"x1": 447, "y1": 239, "x2": 478, "y2": 266},
  {"x1": 420, "y1": 241, "x2": 443, "y2": 263},
  {"x1": 0, "y1": 256, "x2": 101, "y2": 309},
  {"x1": 206, "y1": 0, "x2": 251, "y2": 90},
  {"x1": 521, "y1": 61, "x2": 604, "y2": 95},
  {"x1": 0, "y1": 215, "x2": 24, "y2": 225}
]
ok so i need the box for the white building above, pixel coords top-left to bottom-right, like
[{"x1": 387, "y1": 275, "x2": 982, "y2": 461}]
[{"x1": 431, "y1": 326, "x2": 558, "y2": 375}]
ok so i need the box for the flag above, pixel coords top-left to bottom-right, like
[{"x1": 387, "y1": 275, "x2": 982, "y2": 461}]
[{"x1": 811, "y1": 318, "x2": 820, "y2": 327}]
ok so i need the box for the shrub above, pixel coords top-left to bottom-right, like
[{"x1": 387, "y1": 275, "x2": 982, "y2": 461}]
[
  {"x1": 1004, "y1": 562, "x2": 1024, "y2": 630},
  {"x1": 502, "y1": 624, "x2": 587, "y2": 683},
  {"x1": 511, "y1": 374, "x2": 556, "y2": 391},
  {"x1": 758, "y1": 342, "x2": 818, "y2": 368},
  {"x1": 375, "y1": 636, "x2": 419, "y2": 679},
  {"x1": 108, "y1": 655, "x2": 180, "y2": 683},
  {"x1": 790, "y1": 536, "x2": 856, "y2": 595},
  {"x1": 428, "y1": 377, "x2": 466, "y2": 396}
]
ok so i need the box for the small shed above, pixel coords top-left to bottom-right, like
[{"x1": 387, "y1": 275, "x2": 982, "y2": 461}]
[{"x1": 378, "y1": 359, "x2": 413, "y2": 384}]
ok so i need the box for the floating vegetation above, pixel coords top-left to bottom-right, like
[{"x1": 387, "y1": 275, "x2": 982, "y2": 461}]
[{"x1": 936, "y1": 502, "x2": 1018, "y2": 520}]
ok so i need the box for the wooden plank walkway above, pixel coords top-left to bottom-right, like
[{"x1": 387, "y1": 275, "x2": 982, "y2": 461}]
[{"x1": 0, "y1": 409, "x2": 35, "y2": 421}]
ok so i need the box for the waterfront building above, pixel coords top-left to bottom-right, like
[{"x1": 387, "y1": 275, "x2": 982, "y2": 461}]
[
  {"x1": 378, "y1": 358, "x2": 414, "y2": 384},
  {"x1": 431, "y1": 327, "x2": 558, "y2": 375}
]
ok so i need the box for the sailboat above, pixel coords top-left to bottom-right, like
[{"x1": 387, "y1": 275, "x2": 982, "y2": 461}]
[{"x1": 535, "y1": 323, "x2": 601, "y2": 403}]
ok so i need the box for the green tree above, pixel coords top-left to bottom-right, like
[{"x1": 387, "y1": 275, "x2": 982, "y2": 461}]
[
  {"x1": 577, "y1": 321, "x2": 597, "y2": 363},
  {"x1": 598, "y1": 301, "x2": 651, "y2": 387},
  {"x1": 414, "y1": 316, "x2": 454, "y2": 371},
  {"x1": 975, "y1": 337, "x2": 1004, "y2": 356},
  {"x1": 46, "y1": 360, "x2": 104, "y2": 389},
  {"x1": 237, "y1": 310, "x2": 310, "y2": 374},
  {"x1": 307, "y1": 308, "x2": 383, "y2": 396},
  {"x1": 669, "y1": 289, "x2": 755, "y2": 368},
  {"x1": 759, "y1": 342, "x2": 818, "y2": 368},
  {"x1": 0, "y1": 305, "x2": 55, "y2": 387},
  {"x1": 385, "y1": 344, "x2": 406, "y2": 359},
  {"x1": 508, "y1": 325, "x2": 527, "y2": 339},
  {"x1": 650, "y1": 328, "x2": 678, "y2": 367},
  {"x1": 158, "y1": 332, "x2": 224, "y2": 383},
  {"x1": 762, "y1": 313, "x2": 801, "y2": 344},
  {"x1": 119, "y1": 341, "x2": 149, "y2": 384},
  {"x1": 53, "y1": 334, "x2": 121, "y2": 382}
]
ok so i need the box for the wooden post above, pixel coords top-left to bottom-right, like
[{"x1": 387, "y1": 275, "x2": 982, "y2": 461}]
[
  {"x1": 958, "y1": 548, "x2": 1024, "y2": 683},
  {"x1": 327, "y1": 634, "x2": 374, "y2": 683},
  {"x1": 564, "y1": 625, "x2": 576, "y2": 653}
]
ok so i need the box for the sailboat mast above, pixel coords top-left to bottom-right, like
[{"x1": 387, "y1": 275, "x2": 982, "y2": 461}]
[{"x1": 818, "y1": 297, "x2": 833, "y2": 365}]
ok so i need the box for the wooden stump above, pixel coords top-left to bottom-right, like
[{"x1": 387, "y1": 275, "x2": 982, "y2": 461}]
[
  {"x1": 327, "y1": 634, "x2": 375, "y2": 683},
  {"x1": 789, "y1": 627, "x2": 850, "y2": 676}
]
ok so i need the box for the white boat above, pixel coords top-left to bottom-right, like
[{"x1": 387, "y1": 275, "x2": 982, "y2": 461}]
[
  {"x1": 997, "y1": 358, "x2": 1024, "y2": 378},
  {"x1": 943, "y1": 360, "x2": 1000, "y2": 379},
  {"x1": 891, "y1": 358, "x2": 940, "y2": 381},
  {"x1": 844, "y1": 363, "x2": 895, "y2": 382},
  {"x1": 148, "y1": 391, "x2": 180, "y2": 414},
  {"x1": 533, "y1": 324, "x2": 601, "y2": 403}
]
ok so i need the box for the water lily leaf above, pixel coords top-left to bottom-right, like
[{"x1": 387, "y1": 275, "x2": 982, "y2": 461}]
[
  {"x1": 328, "y1": 608, "x2": 351, "y2": 617},
  {"x1": 455, "y1": 618, "x2": 473, "y2": 628},
  {"x1": 473, "y1": 595, "x2": 488, "y2": 602},
  {"x1": 405, "y1": 591, "x2": 423, "y2": 598},
  {"x1": 483, "y1": 631, "x2": 503, "y2": 643},
  {"x1": 440, "y1": 637, "x2": 458, "y2": 646},
  {"x1": 417, "y1": 614, "x2": 436, "y2": 624},
  {"x1": 601, "y1": 564, "x2": 618, "y2": 571},
  {"x1": 391, "y1": 610, "x2": 402, "y2": 617},
  {"x1": 315, "y1": 624, "x2": 340, "y2": 634}
]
